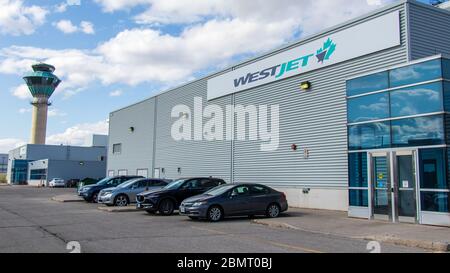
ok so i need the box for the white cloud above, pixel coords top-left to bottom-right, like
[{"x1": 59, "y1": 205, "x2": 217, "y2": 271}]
[
  {"x1": 54, "y1": 19, "x2": 94, "y2": 34},
  {"x1": 0, "y1": 0, "x2": 48, "y2": 36},
  {"x1": 0, "y1": 138, "x2": 26, "y2": 153},
  {"x1": 56, "y1": 0, "x2": 81, "y2": 13},
  {"x1": 109, "y1": 89, "x2": 123, "y2": 97},
  {"x1": 46, "y1": 120, "x2": 108, "y2": 146},
  {"x1": 80, "y1": 21, "x2": 95, "y2": 34},
  {"x1": 18, "y1": 108, "x2": 31, "y2": 114},
  {"x1": 54, "y1": 19, "x2": 78, "y2": 33},
  {"x1": 48, "y1": 108, "x2": 67, "y2": 117},
  {"x1": 11, "y1": 84, "x2": 31, "y2": 100}
]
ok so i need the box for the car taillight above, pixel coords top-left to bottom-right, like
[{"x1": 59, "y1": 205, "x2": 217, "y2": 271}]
[{"x1": 281, "y1": 193, "x2": 286, "y2": 201}]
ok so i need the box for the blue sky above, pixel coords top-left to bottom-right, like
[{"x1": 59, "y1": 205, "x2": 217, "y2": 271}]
[{"x1": 0, "y1": 0, "x2": 437, "y2": 152}]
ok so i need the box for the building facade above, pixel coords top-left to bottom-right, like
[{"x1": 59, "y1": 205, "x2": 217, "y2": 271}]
[
  {"x1": 107, "y1": 0, "x2": 450, "y2": 226},
  {"x1": 0, "y1": 154, "x2": 7, "y2": 174},
  {"x1": 7, "y1": 142, "x2": 107, "y2": 186}
]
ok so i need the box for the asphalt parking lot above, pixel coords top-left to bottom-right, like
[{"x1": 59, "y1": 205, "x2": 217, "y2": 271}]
[{"x1": 0, "y1": 186, "x2": 427, "y2": 253}]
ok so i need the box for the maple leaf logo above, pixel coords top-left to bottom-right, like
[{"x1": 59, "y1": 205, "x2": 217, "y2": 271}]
[{"x1": 316, "y1": 38, "x2": 337, "y2": 63}]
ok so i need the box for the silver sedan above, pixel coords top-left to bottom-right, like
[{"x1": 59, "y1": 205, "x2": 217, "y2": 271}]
[{"x1": 98, "y1": 178, "x2": 169, "y2": 206}]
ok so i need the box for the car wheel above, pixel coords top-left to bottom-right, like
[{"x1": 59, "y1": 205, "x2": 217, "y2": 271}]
[
  {"x1": 92, "y1": 192, "x2": 99, "y2": 203},
  {"x1": 207, "y1": 206, "x2": 223, "y2": 222},
  {"x1": 114, "y1": 195, "x2": 129, "y2": 207},
  {"x1": 158, "y1": 199, "x2": 175, "y2": 216},
  {"x1": 266, "y1": 203, "x2": 280, "y2": 218}
]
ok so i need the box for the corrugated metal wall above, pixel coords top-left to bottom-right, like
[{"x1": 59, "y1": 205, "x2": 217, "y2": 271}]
[
  {"x1": 108, "y1": 99, "x2": 156, "y2": 176},
  {"x1": 408, "y1": 2, "x2": 450, "y2": 60},
  {"x1": 232, "y1": 5, "x2": 409, "y2": 189},
  {"x1": 154, "y1": 79, "x2": 233, "y2": 181}
]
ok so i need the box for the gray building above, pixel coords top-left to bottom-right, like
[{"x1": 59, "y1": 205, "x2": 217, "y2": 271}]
[
  {"x1": 7, "y1": 136, "x2": 107, "y2": 186},
  {"x1": 107, "y1": 0, "x2": 450, "y2": 226},
  {"x1": 0, "y1": 154, "x2": 7, "y2": 174}
]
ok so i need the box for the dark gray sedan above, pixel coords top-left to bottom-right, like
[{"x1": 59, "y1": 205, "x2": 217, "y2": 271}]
[{"x1": 179, "y1": 183, "x2": 288, "y2": 222}]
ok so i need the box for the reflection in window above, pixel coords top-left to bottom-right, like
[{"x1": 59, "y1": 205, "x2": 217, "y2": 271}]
[
  {"x1": 421, "y1": 192, "x2": 449, "y2": 213},
  {"x1": 443, "y1": 58, "x2": 450, "y2": 80},
  {"x1": 391, "y1": 115, "x2": 444, "y2": 147},
  {"x1": 348, "y1": 153, "x2": 368, "y2": 187},
  {"x1": 419, "y1": 148, "x2": 448, "y2": 189},
  {"x1": 346, "y1": 71, "x2": 389, "y2": 97},
  {"x1": 347, "y1": 93, "x2": 389, "y2": 123},
  {"x1": 349, "y1": 189, "x2": 368, "y2": 207},
  {"x1": 390, "y1": 59, "x2": 442, "y2": 88},
  {"x1": 390, "y1": 82, "x2": 443, "y2": 117},
  {"x1": 348, "y1": 122, "x2": 390, "y2": 150}
]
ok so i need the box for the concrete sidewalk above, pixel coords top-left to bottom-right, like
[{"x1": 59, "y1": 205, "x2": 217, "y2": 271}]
[
  {"x1": 51, "y1": 194, "x2": 84, "y2": 202},
  {"x1": 252, "y1": 208, "x2": 450, "y2": 252}
]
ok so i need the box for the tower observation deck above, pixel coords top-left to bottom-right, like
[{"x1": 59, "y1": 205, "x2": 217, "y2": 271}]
[{"x1": 23, "y1": 63, "x2": 61, "y2": 144}]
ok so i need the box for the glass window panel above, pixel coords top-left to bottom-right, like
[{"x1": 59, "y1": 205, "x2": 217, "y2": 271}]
[
  {"x1": 348, "y1": 122, "x2": 391, "y2": 150},
  {"x1": 390, "y1": 82, "x2": 443, "y2": 117},
  {"x1": 349, "y1": 189, "x2": 368, "y2": 207},
  {"x1": 419, "y1": 148, "x2": 448, "y2": 189},
  {"x1": 391, "y1": 115, "x2": 445, "y2": 147},
  {"x1": 390, "y1": 59, "x2": 442, "y2": 88},
  {"x1": 420, "y1": 192, "x2": 449, "y2": 213},
  {"x1": 444, "y1": 82, "x2": 450, "y2": 112},
  {"x1": 347, "y1": 72, "x2": 389, "y2": 97},
  {"x1": 347, "y1": 93, "x2": 389, "y2": 123},
  {"x1": 348, "y1": 153, "x2": 368, "y2": 187},
  {"x1": 443, "y1": 58, "x2": 450, "y2": 80}
]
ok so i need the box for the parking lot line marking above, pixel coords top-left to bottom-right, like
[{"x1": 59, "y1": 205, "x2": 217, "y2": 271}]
[{"x1": 191, "y1": 226, "x2": 228, "y2": 235}]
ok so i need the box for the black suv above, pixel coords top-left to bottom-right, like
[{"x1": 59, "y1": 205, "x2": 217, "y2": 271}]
[
  {"x1": 136, "y1": 177, "x2": 226, "y2": 215},
  {"x1": 78, "y1": 175, "x2": 143, "y2": 202}
]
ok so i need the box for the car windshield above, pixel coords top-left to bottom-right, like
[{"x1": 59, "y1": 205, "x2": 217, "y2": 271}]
[
  {"x1": 96, "y1": 177, "x2": 112, "y2": 185},
  {"x1": 117, "y1": 179, "x2": 141, "y2": 188},
  {"x1": 164, "y1": 179, "x2": 186, "y2": 190},
  {"x1": 204, "y1": 184, "x2": 234, "y2": 196}
]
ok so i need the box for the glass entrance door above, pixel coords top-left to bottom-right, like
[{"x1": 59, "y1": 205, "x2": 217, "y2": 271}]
[
  {"x1": 369, "y1": 150, "x2": 418, "y2": 223},
  {"x1": 371, "y1": 153, "x2": 392, "y2": 221},
  {"x1": 395, "y1": 151, "x2": 418, "y2": 223}
]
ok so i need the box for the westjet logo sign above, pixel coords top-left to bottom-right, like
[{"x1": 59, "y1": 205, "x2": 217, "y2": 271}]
[
  {"x1": 207, "y1": 11, "x2": 401, "y2": 101},
  {"x1": 233, "y1": 38, "x2": 337, "y2": 88}
]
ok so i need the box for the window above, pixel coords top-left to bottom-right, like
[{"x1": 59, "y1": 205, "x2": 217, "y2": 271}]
[
  {"x1": 182, "y1": 179, "x2": 201, "y2": 189},
  {"x1": 348, "y1": 153, "x2": 368, "y2": 188},
  {"x1": 391, "y1": 115, "x2": 444, "y2": 147},
  {"x1": 30, "y1": 169, "x2": 46, "y2": 180},
  {"x1": 390, "y1": 59, "x2": 442, "y2": 88},
  {"x1": 390, "y1": 82, "x2": 443, "y2": 117},
  {"x1": 419, "y1": 149, "x2": 448, "y2": 190},
  {"x1": 250, "y1": 185, "x2": 270, "y2": 195},
  {"x1": 118, "y1": 169, "x2": 127, "y2": 176},
  {"x1": 108, "y1": 170, "x2": 114, "y2": 177},
  {"x1": 200, "y1": 179, "x2": 216, "y2": 188},
  {"x1": 421, "y1": 192, "x2": 449, "y2": 213},
  {"x1": 347, "y1": 93, "x2": 389, "y2": 123},
  {"x1": 112, "y1": 143, "x2": 122, "y2": 154},
  {"x1": 442, "y1": 58, "x2": 450, "y2": 80},
  {"x1": 348, "y1": 121, "x2": 391, "y2": 150},
  {"x1": 231, "y1": 186, "x2": 250, "y2": 196},
  {"x1": 137, "y1": 169, "x2": 148, "y2": 178},
  {"x1": 349, "y1": 189, "x2": 368, "y2": 207},
  {"x1": 347, "y1": 71, "x2": 389, "y2": 97}
]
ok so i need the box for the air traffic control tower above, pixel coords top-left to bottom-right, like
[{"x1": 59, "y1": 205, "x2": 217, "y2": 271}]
[{"x1": 23, "y1": 63, "x2": 61, "y2": 144}]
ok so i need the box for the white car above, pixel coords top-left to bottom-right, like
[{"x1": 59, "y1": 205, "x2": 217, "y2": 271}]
[{"x1": 49, "y1": 178, "x2": 66, "y2": 188}]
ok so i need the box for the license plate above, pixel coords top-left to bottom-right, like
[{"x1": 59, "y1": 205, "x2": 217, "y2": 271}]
[{"x1": 180, "y1": 207, "x2": 186, "y2": 213}]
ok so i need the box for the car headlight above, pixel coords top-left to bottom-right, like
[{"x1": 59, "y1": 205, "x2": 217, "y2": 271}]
[{"x1": 193, "y1": 201, "x2": 207, "y2": 207}]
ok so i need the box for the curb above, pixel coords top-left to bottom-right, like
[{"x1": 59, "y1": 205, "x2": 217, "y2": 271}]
[
  {"x1": 252, "y1": 219, "x2": 450, "y2": 252},
  {"x1": 362, "y1": 235, "x2": 450, "y2": 252},
  {"x1": 51, "y1": 195, "x2": 84, "y2": 203},
  {"x1": 97, "y1": 206, "x2": 139, "y2": 213}
]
